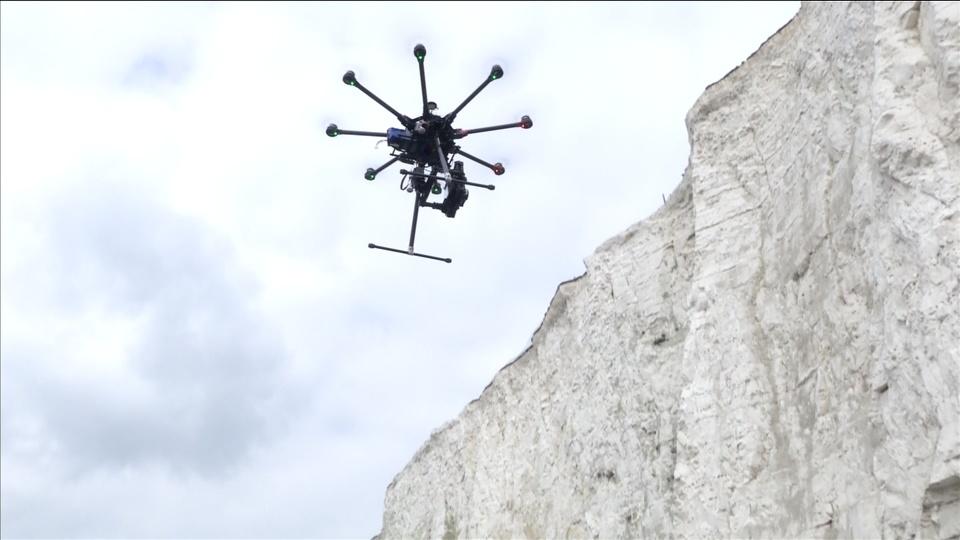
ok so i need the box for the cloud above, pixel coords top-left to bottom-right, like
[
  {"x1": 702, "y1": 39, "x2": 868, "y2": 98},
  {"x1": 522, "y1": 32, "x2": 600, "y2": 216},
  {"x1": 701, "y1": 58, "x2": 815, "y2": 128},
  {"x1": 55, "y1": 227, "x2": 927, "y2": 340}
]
[
  {"x1": 121, "y1": 47, "x2": 194, "y2": 91},
  {"x1": 2, "y1": 179, "x2": 303, "y2": 478}
]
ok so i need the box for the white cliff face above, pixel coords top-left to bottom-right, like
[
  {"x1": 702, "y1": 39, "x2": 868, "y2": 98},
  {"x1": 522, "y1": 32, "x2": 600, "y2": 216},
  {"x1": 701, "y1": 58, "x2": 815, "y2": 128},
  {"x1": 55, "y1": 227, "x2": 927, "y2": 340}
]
[{"x1": 378, "y1": 2, "x2": 960, "y2": 538}]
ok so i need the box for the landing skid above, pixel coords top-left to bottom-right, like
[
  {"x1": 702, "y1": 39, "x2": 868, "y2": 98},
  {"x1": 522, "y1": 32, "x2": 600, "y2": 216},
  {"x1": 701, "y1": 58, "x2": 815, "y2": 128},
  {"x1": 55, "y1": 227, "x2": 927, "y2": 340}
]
[
  {"x1": 367, "y1": 183, "x2": 452, "y2": 263},
  {"x1": 368, "y1": 243, "x2": 451, "y2": 263}
]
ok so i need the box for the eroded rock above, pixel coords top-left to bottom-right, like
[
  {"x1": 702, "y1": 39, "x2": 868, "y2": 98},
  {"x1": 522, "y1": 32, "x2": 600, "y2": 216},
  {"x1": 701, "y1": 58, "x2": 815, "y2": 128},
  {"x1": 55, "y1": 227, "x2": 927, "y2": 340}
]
[{"x1": 378, "y1": 2, "x2": 960, "y2": 538}]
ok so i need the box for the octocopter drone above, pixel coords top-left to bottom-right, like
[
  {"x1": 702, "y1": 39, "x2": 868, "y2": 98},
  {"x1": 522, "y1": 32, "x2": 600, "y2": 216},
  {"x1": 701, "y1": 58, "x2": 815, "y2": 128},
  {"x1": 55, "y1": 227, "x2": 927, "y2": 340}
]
[{"x1": 327, "y1": 43, "x2": 532, "y2": 263}]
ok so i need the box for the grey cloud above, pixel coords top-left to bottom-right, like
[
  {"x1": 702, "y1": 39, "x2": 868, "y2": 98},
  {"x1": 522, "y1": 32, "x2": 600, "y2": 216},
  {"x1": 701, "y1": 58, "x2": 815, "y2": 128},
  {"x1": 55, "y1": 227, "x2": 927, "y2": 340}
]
[
  {"x1": 121, "y1": 47, "x2": 194, "y2": 91},
  {"x1": 6, "y1": 180, "x2": 305, "y2": 476}
]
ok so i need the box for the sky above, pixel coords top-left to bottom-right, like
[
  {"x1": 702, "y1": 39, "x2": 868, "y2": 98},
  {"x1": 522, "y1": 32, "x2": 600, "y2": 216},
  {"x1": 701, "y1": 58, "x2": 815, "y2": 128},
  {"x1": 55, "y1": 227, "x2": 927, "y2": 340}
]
[{"x1": 1, "y1": 1, "x2": 799, "y2": 537}]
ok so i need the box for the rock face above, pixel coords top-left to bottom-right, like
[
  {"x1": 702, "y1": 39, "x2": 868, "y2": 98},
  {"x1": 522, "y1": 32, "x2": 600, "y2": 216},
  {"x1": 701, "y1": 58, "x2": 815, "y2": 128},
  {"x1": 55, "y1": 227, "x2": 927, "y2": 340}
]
[{"x1": 378, "y1": 1, "x2": 960, "y2": 538}]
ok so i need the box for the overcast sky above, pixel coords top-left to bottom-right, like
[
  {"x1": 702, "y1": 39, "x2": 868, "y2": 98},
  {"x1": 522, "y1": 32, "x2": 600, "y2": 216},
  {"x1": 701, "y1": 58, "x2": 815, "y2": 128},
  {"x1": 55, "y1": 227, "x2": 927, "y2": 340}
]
[{"x1": 1, "y1": 2, "x2": 799, "y2": 537}]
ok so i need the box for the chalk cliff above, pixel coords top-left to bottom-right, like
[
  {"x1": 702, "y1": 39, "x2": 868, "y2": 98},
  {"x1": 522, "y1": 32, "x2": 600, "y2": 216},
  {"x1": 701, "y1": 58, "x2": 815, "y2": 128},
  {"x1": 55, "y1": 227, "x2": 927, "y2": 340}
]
[{"x1": 379, "y1": 1, "x2": 960, "y2": 537}]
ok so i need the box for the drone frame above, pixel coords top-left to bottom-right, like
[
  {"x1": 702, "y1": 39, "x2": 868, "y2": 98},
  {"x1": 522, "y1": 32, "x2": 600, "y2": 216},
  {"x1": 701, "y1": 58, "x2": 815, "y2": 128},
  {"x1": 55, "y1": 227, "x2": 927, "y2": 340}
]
[{"x1": 327, "y1": 43, "x2": 532, "y2": 263}]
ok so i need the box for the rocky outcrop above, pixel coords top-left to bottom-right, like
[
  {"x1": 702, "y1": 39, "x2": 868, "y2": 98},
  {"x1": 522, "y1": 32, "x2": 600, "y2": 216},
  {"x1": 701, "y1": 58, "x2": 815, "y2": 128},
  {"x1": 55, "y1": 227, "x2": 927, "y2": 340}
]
[{"x1": 378, "y1": 2, "x2": 960, "y2": 538}]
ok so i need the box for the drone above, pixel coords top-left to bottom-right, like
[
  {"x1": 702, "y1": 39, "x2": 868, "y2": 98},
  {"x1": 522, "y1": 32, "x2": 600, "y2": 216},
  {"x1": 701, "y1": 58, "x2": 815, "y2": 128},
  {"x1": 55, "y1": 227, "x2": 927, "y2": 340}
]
[{"x1": 326, "y1": 43, "x2": 532, "y2": 263}]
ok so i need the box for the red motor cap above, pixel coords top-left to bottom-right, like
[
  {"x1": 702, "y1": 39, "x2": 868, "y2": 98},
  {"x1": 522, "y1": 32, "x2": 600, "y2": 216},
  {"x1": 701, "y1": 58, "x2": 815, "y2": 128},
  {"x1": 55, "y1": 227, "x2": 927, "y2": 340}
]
[
  {"x1": 493, "y1": 163, "x2": 505, "y2": 175},
  {"x1": 520, "y1": 115, "x2": 533, "y2": 129}
]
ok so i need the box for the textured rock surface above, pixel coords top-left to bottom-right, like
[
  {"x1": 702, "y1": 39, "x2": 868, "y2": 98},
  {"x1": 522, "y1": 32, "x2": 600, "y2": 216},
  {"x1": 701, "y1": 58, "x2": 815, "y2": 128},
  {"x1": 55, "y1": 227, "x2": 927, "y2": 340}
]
[{"x1": 378, "y1": 1, "x2": 960, "y2": 538}]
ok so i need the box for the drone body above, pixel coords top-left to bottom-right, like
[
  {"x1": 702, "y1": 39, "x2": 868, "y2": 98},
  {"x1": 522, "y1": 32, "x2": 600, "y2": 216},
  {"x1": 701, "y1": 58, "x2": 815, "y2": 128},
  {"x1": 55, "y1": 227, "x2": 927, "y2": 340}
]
[{"x1": 327, "y1": 43, "x2": 532, "y2": 263}]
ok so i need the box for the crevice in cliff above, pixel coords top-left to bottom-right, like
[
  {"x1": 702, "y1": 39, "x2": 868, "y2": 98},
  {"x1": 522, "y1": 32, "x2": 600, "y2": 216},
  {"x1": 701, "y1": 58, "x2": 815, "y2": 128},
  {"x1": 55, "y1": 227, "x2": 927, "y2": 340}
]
[
  {"x1": 792, "y1": 234, "x2": 830, "y2": 282},
  {"x1": 749, "y1": 126, "x2": 775, "y2": 199},
  {"x1": 747, "y1": 101, "x2": 807, "y2": 529},
  {"x1": 920, "y1": 473, "x2": 960, "y2": 540},
  {"x1": 883, "y1": 171, "x2": 952, "y2": 208},
  {"x1": 696, "y1": 205, "x2": 761, "y2": 234}
]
